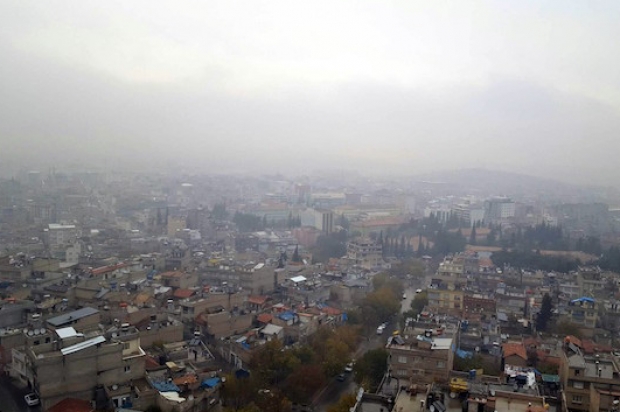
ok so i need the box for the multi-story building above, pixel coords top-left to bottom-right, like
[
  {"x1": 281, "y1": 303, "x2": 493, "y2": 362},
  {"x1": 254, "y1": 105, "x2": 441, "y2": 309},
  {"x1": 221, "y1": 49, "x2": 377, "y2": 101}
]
[
  {"x1": 560, "y1": 341, "x2": 620, "y2": 412},
  {"x1": 426, "y1": 288, "x2": 464, "y2": 316},
  {"x1": 386, "y1": 331, "x2": 455, "y2": 385},
  {"x1": 346, "y1": 238, "x2": 383, "y2": 270},
  {"x1": 13, "y1": 324, "x2": 145, "y2": 411},
  {"x1": 566, "y1": 297, "x2": 598, "y2": 329},
  {"x1": 484, "y1": 198, "x2": 515, "y2": 223}
]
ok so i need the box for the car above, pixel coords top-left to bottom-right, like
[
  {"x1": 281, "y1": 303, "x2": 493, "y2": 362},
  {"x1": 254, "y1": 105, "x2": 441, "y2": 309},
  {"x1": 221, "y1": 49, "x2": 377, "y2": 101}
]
[
  {"x1": 402, "y1": 293, "x2": 407, "y2": 299},
  {"x1": 344, "y1": 362, "x2": 354, "y2": 373},
  {"x1": 336, "y1": 373, "x2": 346, "y2": 382},
  {"x1": 24, "y1": 393, "x2": 40, "y2": 407},
  {"x1": 416, "y1": 288, "x2": 423, "y2": 293}
]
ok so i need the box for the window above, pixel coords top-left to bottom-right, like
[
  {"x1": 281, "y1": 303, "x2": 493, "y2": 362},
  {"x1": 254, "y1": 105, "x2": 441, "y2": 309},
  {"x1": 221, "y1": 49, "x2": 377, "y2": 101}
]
[
  {"x1": 572, "y1": 395, "x2": 583, "y2": 404},
  {"x1": 397, "y1": 369, "x2": 408, "y2": 376},
  {"x1": 574, "y1": 369, "x2": 581, "y2": 376},
  {"x1": 124, "y1": 365, "x2": 131, "y2": 373},
  {"x1": 398, "y1": 356, "x2": 407, "y2": 364},
  {"x1": 437, "y1": 361, "x2": 445, "y2": 368},
  {"x1": 573, "y1": 381, "x2": 584, "y2": 389},
  {"x1": 123, "y1": 342, "x2": 130, "y2": 350}
]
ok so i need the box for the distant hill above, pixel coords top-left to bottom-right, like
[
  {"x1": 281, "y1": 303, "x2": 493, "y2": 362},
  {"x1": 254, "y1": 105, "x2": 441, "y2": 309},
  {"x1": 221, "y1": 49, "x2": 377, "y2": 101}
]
[{"x1": 409, "y1": 168, "x2": 620, "y2": 203}]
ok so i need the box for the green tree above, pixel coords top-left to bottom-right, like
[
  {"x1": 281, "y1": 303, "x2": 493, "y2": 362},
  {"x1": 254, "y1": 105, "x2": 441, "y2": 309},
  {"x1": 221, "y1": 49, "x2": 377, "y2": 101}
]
[
  {"x1": 283, "y1": 365, "x2": 326, "y2": 404},
  {"x1": 327, "y1": 393, "x2": 357, "y2": 412},
  {"x1": 292, "y1": 245, "x2": 301, "y2": 263},
  {"x1": 410, "y1": 290, "x2": 428, "y2": 315},
  {"x1": 354, "y1": 348, "x2": 389, "y2": 391},
  {"x1": 469, "y1": 225, "x2": 477, "y2": 245},
  {"x1": 537, "y1": 293, "x2": 553, "y2": 332}
]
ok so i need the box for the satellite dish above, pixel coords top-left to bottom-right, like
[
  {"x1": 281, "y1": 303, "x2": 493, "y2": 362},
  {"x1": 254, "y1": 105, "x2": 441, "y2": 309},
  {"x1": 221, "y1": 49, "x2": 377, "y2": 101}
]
[
  {"x1": 0, "y1": 328, "x2": 6, "y2": 335},
  {"x1": 34, "y1": 329, "x2": 40, "y2": 335},
  {"x1": 23, "y1": 328, "x2": 28, "y2": 334},
  {"x1": 39, "y1": 328, "x2": 46, "y2": 335},
  {"x1": 112, "y1": 384, "x2": 118, "y2": 391},
  {"x1": 28, "y1": 330, "x2": 34, "y2": 336}
]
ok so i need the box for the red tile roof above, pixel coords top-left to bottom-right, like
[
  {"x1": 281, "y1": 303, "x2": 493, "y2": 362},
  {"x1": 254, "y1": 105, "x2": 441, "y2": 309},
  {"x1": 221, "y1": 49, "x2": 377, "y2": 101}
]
[
  {"x1": 145, "y1": 355, "x2": 163, "y2": 371},
  {"x1": 564, "y1": 335, "x2": 582, "y2": 348},
  {"x1": 502, "y1": 343, "x2": 527, "y2": 360},
  {"x1": 48, "y1": 398, "x2": 94, "y2": 412},
  {"x1": 248, "y1": 295, "x2": 269, "y2": 305},
  {"x1": 173, "y1": 288, "x2": 195, "y2": 299},
  {"x1": 321, "y1": 306, "x2": 342, "y2": 316},
  {"x1": 161, "y1": 271, "x2": 184, "y2": 278},
  {"x1": 257, "y1": 313, "x2": 273, "y2": 324},
  {"x1": 581, "y1": 339, "x2": 613, "y2": 354},
  {"x1": 91, "y1": 263, "x2": 127, "y2": 275},
  {"x1": 173, "y1": 374, "x2": 198, "y2": 385}
]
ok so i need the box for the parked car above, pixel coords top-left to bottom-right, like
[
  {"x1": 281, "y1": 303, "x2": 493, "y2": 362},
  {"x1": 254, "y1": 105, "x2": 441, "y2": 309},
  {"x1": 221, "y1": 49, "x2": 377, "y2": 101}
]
[
  {"x1": 416, "y1": 288, "x2": 423, "y2": 293},
  {"x1": 344, "y1": 362, "x2": 354, "y2": 373},
  {"x1": 24, "y1": 393, "x2": 40, "y2": 406},
  {"x1": 336, "y1": 373, "x2": 346, "y2": 382}
]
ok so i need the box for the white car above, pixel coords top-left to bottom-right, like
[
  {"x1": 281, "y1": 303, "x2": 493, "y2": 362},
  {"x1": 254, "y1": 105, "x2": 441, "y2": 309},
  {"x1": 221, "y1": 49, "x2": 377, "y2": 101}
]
[
  {"x1": 24, "y1": 393, "x2": 40, "y2": 406},
  {"x1": 416, "y1": 288, "x2": 423, "y2": 293},
  {"x1": 344, "y1": 362, "x2": 354, "y2": 373}
]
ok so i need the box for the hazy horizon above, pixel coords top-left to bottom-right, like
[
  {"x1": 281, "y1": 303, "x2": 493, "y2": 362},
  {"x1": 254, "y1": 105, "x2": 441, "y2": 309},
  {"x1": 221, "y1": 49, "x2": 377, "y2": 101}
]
[{"x1": 2, "y1": 1, "x2": 620, "y2": 186}]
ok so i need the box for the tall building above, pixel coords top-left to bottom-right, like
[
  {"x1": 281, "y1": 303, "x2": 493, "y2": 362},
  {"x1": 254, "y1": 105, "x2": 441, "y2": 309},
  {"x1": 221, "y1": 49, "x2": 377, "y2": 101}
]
[
  {"x1": 484, "y1": 198, "x2": 515, "y2": 223},
  {"x1": 346, "y1": 238, "x2": 383, "y2": 269}
]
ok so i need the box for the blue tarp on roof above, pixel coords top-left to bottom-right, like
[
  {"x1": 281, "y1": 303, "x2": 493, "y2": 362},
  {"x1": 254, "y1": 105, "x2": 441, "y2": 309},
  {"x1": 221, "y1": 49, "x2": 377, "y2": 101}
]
[
  {"x1": 201, "y1": 377, "x2": 221, "y2": 388},
  {"x1": 152, "y1": 381, "x2": 180, "y2": 392},
  {"x1": 342, "y1": 313, "x2": 348, "y2": 321},
  {"x1": 241, "y1": 342, "x2": 251, "y2": 350},
  {"x1": 279, "y1": 311, "x2": 296, "y2": 321},
  {"x1": 571, "y1": 297, "x2": 595, "y2": 304},
  {"x1": 456, "y1": 349, "x2": 473, "y2": 359}
]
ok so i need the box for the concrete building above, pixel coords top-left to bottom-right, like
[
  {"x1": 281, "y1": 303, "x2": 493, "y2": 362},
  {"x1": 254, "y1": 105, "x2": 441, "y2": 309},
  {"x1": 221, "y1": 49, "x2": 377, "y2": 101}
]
[
  {"x1": 13, "y1": 325, "x2": 145, "y2": 411},
  {"x1": 346, "y1": 238, "x2": 383, "y2": 270},
  {"x1": 484, "y1": 197, "x2": 516, "y2": 223},
  {"x1": 560, "y1": 340, "x2": 620, "y2": 412},
  {"x1": 386, "y1": 332, "x2": 455, "y2": 385}
]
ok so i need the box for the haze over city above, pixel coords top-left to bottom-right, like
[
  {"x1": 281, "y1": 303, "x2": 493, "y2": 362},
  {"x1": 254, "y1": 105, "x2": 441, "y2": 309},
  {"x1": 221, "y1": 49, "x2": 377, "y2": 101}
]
[{"x1": 1, "y1": 1, "x2": 620, "y2": 184}]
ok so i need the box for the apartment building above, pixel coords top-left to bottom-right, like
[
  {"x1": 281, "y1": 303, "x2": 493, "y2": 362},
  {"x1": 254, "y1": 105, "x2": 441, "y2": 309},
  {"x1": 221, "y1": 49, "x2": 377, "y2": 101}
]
[
  {"x1": 386, "y1": 332, "x2": 455, "y2": 385},
  {"x1": 346, "y1": 237, "x2": 383, "y2": 269},
  {"x1": 566, "y1": 297, "x2": 598, "y2": 329},
  {"x1": 13, "y1": 324, "x2": 145, "y2": 411},
  {"x1": 427, "y1": 288, "x2": 464, "y2": 316},
  {"x1": 560, "y1": 340, "x2": 620, "y2": 412}
]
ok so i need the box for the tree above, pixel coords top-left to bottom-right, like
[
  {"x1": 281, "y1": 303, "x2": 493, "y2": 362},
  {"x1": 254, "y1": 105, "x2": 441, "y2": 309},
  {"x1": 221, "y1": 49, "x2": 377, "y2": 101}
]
[
  {"x1": 292, "y1": 245, "x2": 301, "y2": 263},
  {"x1": 469, "y1": 225, "x2": 477, "y2": 245},
  {"x1": 554, "y1": 320, "x2": 583, "y2": 338},
  {"x1": 354, "y1": 348, "x2": 389, "y2": 391},
  {"x1": 283, "y1": 365, "x2": 326, "y2": 404},
  {"x1": 410, "y1": 291, "x2": 428, "y2": 316},
  {"x1": 537, "y1": 293, "x2": 553, "y2": 332},
  {"x1": 328, "y1": 393, "x2": 357, "y2": 412},
  {"x1": 220, "y1": 374, "x2": 258, "y2": 411}
]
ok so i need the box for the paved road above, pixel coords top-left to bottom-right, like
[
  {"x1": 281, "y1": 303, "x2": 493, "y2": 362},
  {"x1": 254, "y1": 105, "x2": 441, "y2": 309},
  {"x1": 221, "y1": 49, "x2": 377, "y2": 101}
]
[
  {"x1": 0, "y1": 375, "x2": 34, "y2": 412},
  {"x1": 312, "y1": 281, "x2": 425, "y2": 412}
]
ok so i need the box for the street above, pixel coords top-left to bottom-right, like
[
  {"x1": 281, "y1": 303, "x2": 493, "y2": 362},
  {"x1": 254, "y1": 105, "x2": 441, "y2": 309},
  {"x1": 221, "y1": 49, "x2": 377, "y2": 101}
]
[
  {"x1": 312, "y1": 279, "x2": 424, "y2": 412},
  {"x1": 0, "y1": 375, "x2": 35, "y2": 412}
]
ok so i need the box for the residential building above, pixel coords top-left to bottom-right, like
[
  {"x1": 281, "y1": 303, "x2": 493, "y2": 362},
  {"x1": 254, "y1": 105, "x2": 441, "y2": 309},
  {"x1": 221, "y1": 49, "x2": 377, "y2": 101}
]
[
  {"x1": 560, "y1": 340, "x2": 620, "y2": 412},
  {"x1": 566, "y1": 297, "x2": 598, "y2": 329},
  {"x1": 346, "y1": 237, "x2": 383, "y2": 269},
  {"x1": 386, "y1": 330, "x2": 455, "y2": 385},
  {"x1": 13, "y1": 325, "x2": 145, "y2": 411}
]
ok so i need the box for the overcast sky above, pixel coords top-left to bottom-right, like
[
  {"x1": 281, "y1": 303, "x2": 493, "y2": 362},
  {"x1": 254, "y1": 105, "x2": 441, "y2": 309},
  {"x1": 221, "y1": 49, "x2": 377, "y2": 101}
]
[{"x1": 1, "y1": 1, "x2": 619, "y2": 185}]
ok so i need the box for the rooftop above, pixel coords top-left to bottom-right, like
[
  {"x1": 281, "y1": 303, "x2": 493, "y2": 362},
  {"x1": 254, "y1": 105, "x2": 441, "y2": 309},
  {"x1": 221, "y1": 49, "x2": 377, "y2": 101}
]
[{"x1": 47, "y1": 307, "x2": 99, "y2": 327}]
